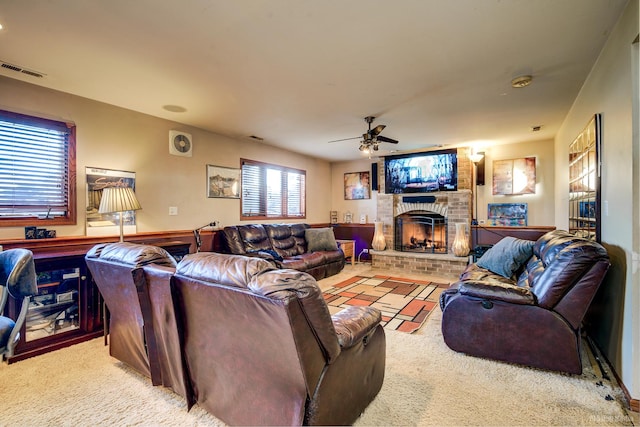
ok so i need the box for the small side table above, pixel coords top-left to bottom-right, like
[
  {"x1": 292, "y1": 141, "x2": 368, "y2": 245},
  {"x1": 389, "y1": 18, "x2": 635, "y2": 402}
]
[{"x1": 336, "y1": 239, "x2": 356, "y2": 266}]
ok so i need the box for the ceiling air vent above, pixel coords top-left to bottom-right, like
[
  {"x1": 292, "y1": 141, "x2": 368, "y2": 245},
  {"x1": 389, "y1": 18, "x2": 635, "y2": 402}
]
[{"x1": 0, "y1": 60, "x2": 45, "y2": 78}]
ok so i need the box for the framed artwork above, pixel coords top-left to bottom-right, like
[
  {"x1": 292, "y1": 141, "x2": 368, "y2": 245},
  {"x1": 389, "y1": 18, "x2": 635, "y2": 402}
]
[
  {"x1": 487, "y1": 203, "x2": 528, "y2": 226},
  {"x1": 344, "y1": 171, "x2": 371, "y2": 200},
  {"x1": 207, "y1": 165, "x2": 240, "y2": 198},
  {"x1": 492, "y1": 157, "x2": 536, "y2": 195},
  {"x1": 85, "y1": 167, "x2": 137, "y2": 237}
]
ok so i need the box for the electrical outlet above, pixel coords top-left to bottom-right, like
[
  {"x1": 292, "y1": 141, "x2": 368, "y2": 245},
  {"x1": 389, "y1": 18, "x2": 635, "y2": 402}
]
[
  {"x1": 169, "y1": 206, "x2": 178, "y2": 216},
  {"x1": 362, "y1": 248, "x2": 369, "y2": 253}
]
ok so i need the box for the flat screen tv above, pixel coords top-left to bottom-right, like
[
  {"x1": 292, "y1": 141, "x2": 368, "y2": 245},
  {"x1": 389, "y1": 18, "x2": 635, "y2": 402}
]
[{"x1": 385, "y1": 149, "x2": 458, "y2": 194}]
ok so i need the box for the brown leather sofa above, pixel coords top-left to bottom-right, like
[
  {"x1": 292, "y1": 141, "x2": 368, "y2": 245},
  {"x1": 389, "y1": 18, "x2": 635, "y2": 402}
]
[
  {"x1": 85, "y1": 243, "x2": 189, "y2": 401},
  {"x1": 220, "y1": 223, "x2": 345, "y2": 280},
  {"x1": 440, "y1": 230, "x2": 610, "y2": 374}
]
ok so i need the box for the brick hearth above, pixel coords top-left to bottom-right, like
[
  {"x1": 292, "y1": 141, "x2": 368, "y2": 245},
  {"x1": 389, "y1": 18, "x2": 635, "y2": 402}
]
[{"x1": 371, "y1": 250, "x2": 469, "y2": 280}]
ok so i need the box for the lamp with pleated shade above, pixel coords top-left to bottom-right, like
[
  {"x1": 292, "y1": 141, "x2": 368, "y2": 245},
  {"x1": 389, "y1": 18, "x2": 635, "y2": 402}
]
[{"x1": 98, "y1": 186, "x2": 142, "y2": 242}]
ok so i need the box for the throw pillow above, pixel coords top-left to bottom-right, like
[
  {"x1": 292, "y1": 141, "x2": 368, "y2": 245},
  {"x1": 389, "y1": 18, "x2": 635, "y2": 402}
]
[
  {"x1": 476, "y1": 236, "x2": 535, "y2": 279},
  {"x1": 305, "y1": 227, "x2": 338, "y2": 252}
]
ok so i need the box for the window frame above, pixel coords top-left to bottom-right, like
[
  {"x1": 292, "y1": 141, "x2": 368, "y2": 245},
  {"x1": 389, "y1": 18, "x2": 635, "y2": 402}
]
[
  {"x1": 0, "y1": 109, "x2": 77, "y2": 227},
  {"x1": 240, "y1": 158, "x2": 306, "y2": 220}
]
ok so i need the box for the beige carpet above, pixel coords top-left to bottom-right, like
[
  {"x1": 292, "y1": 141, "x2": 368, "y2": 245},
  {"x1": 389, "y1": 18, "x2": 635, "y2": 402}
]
[{"x1": 0, "y1": 266, "x2": 633, "y2": 426}]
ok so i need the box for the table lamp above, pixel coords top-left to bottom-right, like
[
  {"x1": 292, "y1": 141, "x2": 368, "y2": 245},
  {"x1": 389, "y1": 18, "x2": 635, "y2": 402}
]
[{"x1": 98, "y1": 186, "x2": 142, "y2": 242}]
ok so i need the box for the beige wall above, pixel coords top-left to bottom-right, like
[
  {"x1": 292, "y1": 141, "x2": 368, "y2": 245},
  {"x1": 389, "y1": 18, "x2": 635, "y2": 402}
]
[
  {"x1": 554, "y1": 0, "x2": 638, "y2": 401},
  {"x1": 0, "y1": 76, "x2": 332, "y2": 240},
  {"x1": 330, "y1": 159, "x2": 378, "y2": 224},
  {"x1": 330, "y1": 138, "x2": 555, "y2": 228},
  {"x1": 476, "y1": 138, "x2": 555, "y2": 226}
]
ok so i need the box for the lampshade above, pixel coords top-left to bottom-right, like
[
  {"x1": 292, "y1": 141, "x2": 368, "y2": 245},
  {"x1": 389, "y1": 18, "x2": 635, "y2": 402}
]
[
  {"x1": 469, "y1": 152, "x2": 485, "y2": 164},
  {"x1": 98, "y1": 186, "x2": 142, "y2": 214}
]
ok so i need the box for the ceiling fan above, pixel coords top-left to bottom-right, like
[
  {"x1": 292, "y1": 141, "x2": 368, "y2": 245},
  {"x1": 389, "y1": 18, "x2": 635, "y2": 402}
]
[{"x1": 328, "y1": 116, "x2": 399, "y2": 152}]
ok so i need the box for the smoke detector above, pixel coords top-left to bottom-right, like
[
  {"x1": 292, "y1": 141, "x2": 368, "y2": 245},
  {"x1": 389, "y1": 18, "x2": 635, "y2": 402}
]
[{"x1": 511, "y1": 75, "x2": 532, "y2": 88}]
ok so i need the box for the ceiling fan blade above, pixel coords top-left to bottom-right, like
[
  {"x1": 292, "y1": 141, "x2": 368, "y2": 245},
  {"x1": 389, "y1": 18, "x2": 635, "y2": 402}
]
[
  {"x1": 327, "y1": 136, "x2": 360, "y2": 143},
  {"x1": 369, "y1": 124, "x2": 386, "y2": 137},
  {"x1": 376, "y1": 135, "x2": 399, "y2": 144}
]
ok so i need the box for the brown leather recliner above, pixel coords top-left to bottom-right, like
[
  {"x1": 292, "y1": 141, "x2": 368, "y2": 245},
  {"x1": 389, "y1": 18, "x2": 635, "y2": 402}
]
[
  {"x1": 85, "y1": 243, "x2": 189, "y2": 400},
  {"x1": 143, "y1": 252, "x2": 385, "y2": 426},
  {"x1": 440, "y1": 230, "x2": 610, "y2": 374}
]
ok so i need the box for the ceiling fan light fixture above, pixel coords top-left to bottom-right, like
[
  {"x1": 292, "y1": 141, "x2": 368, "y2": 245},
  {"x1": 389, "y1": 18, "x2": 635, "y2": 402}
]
[{"x1": 511, "y1": 75, "x2": 533, "y2": 88}]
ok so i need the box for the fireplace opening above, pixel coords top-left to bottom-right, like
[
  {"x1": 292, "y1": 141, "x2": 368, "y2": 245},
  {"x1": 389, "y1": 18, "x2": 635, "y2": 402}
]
[{"x1": 394, "y1": 211, "x2": 447, "y2": 253}]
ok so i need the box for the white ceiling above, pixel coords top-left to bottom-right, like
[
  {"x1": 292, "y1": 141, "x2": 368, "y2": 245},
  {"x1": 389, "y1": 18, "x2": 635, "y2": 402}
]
[{"x1": 0, "y1": 0, "x2": 629, "y2": 162}]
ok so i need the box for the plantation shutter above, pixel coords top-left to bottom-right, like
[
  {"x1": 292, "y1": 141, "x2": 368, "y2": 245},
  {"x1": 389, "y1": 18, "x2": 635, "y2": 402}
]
[
  {"x1": 241, "y1": 159, "x2": 306, "y2": 219},
  {"x1": 0, "y1": 111, "x2": 72, "y2": 218},
  {"x1": 287, "y1": 171, "x2": 305, "y2": 217},
  {"x1": 241, "y1": 161, "x2": 264, "y2": 216}
]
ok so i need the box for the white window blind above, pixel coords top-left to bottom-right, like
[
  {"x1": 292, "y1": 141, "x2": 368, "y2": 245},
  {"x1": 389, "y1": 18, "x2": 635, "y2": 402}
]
[
  {"x1": 241, "y1": 159, "x2": 306, "y2": 219},
  {"x1": 0, "y1": 110, "x2": 72, "y2": 219}
]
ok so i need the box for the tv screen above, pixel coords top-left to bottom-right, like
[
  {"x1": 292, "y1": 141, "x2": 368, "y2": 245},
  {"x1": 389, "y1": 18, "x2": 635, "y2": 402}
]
[{"x1": 385, "y1": 149, "x2": 458, "y2": 194}]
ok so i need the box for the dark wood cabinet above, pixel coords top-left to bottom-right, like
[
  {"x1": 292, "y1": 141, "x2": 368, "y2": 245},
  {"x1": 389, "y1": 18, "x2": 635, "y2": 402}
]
[{"x1": 6, "y1": 250, "x2": 103, "y2": 363}]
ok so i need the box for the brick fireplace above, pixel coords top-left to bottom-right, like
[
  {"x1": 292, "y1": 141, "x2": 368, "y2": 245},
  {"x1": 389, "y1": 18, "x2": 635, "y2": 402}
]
[{"x1": 371, "y1": 148, "x2": 473, "y2": 279}]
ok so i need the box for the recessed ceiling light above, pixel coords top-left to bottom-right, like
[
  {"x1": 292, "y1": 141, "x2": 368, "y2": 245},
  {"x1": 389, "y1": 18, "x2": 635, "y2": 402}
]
[
  {"x1": 511, "y1": 75, "x2": 533, "y2": 88},
  {"x1": 162, "y1": 105, "x2": 187, "y2": 113}
]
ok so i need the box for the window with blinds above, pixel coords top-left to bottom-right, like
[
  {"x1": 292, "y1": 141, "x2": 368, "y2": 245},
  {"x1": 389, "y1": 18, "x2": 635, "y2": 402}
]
[
  {"x1": 0, "y1": 110, "x2": 76, "y2": 226},
  {"x1": 241, "y1": 158, "x2": 306, "y2": 219}
]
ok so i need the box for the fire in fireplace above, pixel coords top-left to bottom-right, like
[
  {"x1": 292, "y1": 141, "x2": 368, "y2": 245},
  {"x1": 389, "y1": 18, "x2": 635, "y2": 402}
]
[{"x1": 394, "y1": 211, "x2": 447, "y2": 253}]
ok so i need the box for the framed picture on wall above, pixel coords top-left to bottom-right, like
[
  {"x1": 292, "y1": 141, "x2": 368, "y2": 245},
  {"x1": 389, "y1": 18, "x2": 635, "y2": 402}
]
[
  {"x1": 487, "y1": 203, "x2": 528, "y2": 226},
  {"x1": 492, "y1": 157, "x2": 536, "y2": 195},
  {"x1": 344, "y1": 171, "x2": 371, "y2": 200},
  {"x1": 207, "y1": 165, "x2": 241, "y2": 198},
  {"x1": 85, "y1": 167, "x2": 138, "y2": 237}
]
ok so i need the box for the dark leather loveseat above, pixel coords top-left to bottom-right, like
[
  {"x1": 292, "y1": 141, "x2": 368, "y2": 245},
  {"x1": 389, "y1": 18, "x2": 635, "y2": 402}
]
[
  {"x1": 87, "y1": 243, "x2": 385, "y2": 426},
  {"x1": 440, "y1": 230, "x2": 610, "y2": 374},
  {"x1": 220, "y1": 223, "x2": 345, "y2": 280}
]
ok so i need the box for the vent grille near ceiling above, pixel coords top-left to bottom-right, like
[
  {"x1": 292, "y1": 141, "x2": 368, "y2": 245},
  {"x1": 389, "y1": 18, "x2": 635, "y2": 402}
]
[{"x1": 0, "y1": 61, "x2": 45, "y2": 78}]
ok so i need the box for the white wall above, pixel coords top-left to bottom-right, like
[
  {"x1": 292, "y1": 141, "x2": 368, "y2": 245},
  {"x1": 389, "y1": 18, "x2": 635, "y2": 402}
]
[
  {"x1": 0, "y1": 76, "x2": 332, "y2": 239},
  {"x1": 555, "y1": 0, "x2": 639, "y2": 402}
]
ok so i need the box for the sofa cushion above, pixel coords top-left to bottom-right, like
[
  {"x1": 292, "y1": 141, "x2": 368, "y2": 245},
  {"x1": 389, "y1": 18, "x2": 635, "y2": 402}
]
[
  {"x1": 265, "y1": 224, "x2": 299, "y2": 258},
  {"x1": 277, "y1": 256, "x2": 308, "y2": 271},
  {"x1": 238, "y1": 224, "x2": 272, "y2": 252},
  {"x1": 305, "y1": 228, "x2": 338, "y2": 252},
  {"x1": 476, "y1": 237, "x2": 535, "y2": 279},
  {"x1": 297, "y1": 252, "x2": 327, "y2": 269},
  {"x1": 289, "y1": 223, "x2": 309, "y2": 254}
]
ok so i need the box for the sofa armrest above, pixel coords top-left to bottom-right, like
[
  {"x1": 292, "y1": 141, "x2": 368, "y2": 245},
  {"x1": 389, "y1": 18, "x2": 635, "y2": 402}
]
[
  {"x1": 331, "y1": 306, "x2": 381, "y2": 349},
  {"x1": 458, "y1": 280, "x2": 537, "y2": 305}
]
